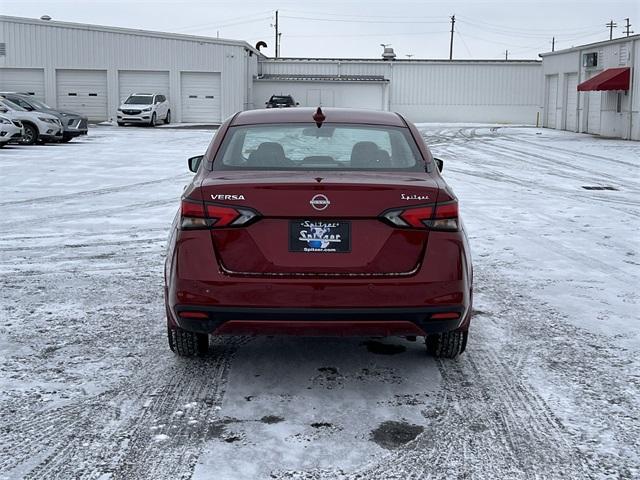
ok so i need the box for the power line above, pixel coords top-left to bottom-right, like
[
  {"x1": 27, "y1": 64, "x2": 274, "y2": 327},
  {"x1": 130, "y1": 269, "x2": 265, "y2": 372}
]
[
  {"x1": 174, "y1": 10, "x2": 272, "y2": 32},
  {"x1": 176, "y1": 17, "x2": 271, "y2": 34},
  {"x1": 455, "y1": 31, "x2": 473, "y2": 57},
  {"x1": 286, "y1": 30, "x2": 449, "y2": 39},
  {"x1": 280, "y1": 8, "x2": 447, "y2": 20},
  {"x1": 455, "y1": 15, "x2": 602, "y2": 34},
  {"x1": 280, "y1": 14, "x2": 447, "y2": 24}
]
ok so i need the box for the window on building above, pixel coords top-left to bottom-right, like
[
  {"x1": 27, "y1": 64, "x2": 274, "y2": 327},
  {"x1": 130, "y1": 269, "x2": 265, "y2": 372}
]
[
  {"x1": 583, "y1": 52, "x2": 598, "y2": 68},
  {"x1": 616, "y1": 93, "x2": 622, "y2": 113}
]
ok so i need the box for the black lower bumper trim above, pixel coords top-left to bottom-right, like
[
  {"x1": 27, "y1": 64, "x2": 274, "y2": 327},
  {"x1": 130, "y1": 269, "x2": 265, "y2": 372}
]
[{"x1": 174, "y1": 306, "x2": 466, "y2": 335}]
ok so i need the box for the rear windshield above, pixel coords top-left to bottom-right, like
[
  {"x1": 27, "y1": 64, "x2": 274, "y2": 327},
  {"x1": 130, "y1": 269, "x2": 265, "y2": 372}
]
[
  {"x1": 125, "y1": 95, "x2": 153, "y2": 105},
  {"x1": 213, "y1": 123, "x2": 424, "y2": 171},
  {"x1": 269, "y1": 96, "x2": 293, "y2": 103}
]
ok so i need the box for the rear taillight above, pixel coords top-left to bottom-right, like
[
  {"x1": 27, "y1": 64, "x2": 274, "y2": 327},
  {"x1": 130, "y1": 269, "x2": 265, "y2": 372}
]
[
  {"x1": 381, "y1": 201, "x2": 459, "y2": 231},
  {"x1": 180, "y1": 199, "x2": 259, "y2": 230}
]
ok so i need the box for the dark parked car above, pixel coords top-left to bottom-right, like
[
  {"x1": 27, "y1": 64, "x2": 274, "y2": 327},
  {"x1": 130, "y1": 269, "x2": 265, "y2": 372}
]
[
  {"x1": 0, "y1": 92, "x2": 88, "y2": 142},
  {"x1": 165, "y1": 108, "x2": 473, "y2": 359},
  {"x1": 265, "y1": 95, "x2": 298, "y2": 108}
]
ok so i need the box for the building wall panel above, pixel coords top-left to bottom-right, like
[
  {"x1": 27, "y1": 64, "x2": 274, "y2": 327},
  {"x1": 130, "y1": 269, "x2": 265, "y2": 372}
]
[
  {"x1": 542, "y1": 36, "x2": 638, "y2": 140},
  {"x1": 258, "y1": 59, "x2": 543, "y2": 123},
  {"x1": 254, "y1": 80, "x2": 385, "y2": 110},
  {"x1": 0, "y1": 67, "x2": 45, "y2": 99},
  {"x1": 0, "y1": 16, "x2": 258, "y2": 122}
]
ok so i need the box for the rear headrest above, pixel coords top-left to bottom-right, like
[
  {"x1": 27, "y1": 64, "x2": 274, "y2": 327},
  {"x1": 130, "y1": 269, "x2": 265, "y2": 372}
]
[
  {"x1": 350, "y1": 141, "x2": 390, "y2": 168},
  {"x1": 247, "y1": 142, "x2": 286, "y2": 167}
]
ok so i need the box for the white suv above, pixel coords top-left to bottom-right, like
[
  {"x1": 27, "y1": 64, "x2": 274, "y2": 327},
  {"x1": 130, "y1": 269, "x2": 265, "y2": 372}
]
[
  {"x1": 0, "y1": 98, "x2": 63, "y2": 145},
  {"x1": 117, "y1": 93, "x2": 170, "y2": 127},
  {"x1": 0, "y1": 115, "x2": 24, "y2": 147}
]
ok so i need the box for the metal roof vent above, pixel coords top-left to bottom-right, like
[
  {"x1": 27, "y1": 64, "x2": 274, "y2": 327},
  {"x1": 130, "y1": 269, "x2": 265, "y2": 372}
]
[
  {"x1": 40, "y1": 15, "x2": 52, "y2": 21},
  {"x1": 382, "y1": 46, "x2": 396, "y2": 61}
]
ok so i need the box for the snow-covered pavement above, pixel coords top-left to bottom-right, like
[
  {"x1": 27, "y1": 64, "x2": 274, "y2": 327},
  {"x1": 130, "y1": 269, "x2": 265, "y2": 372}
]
[{"x1": 0, "y1": 124, "x2": 638, "y2": 479}]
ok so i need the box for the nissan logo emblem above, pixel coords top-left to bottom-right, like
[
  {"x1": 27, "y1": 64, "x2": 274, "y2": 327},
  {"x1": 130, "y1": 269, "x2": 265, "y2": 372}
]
[{"x1": 310, "y1": 194, "x2": 330, "y2": 211}]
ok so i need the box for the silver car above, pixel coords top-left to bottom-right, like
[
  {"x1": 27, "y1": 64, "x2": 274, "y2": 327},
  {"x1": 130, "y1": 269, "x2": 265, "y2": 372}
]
[
  {"x1": 0, "y1": 92, "x2": 88, "y2": 143},
  {"x1": 0, "y1": 115, "x2": 24, "y2": 147},
  {"x1": 0, "y1": 98, "x2": 62, "y2": 145}
]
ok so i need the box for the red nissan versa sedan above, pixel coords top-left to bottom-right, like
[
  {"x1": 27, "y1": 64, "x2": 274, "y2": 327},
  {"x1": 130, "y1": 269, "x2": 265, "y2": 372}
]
[{"x1": 164, "y1": 108, "x2": 473, "y2": 358}]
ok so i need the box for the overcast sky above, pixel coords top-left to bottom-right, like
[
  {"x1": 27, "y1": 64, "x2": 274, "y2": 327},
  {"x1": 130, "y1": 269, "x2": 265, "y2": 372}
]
[{"x1": 2, "y1": 0, "x2": 638, "y2": 59}]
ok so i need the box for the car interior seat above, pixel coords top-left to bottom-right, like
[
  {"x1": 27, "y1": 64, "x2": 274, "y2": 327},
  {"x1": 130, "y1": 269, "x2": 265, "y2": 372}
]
[
  {"x1": 247, "y1": 142, "x2": 287, "y2": 167},
  {"x1": 350, "y1": 141, "x2": 391, "y2": 168}
]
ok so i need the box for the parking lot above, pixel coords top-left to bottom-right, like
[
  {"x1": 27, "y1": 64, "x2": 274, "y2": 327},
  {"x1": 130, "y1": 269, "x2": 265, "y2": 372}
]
[{"x1": 0, "y1": 125, "x2": 638, "y2": 479}]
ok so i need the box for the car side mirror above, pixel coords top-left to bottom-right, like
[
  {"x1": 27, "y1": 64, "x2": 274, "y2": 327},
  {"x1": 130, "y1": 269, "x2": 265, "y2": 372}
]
[
  {"x1": 24, "y1": 105, "x2": 34, "y2": 111},
  {"x1": 188, "y1": 155, "x2": 204, "y2": 173},
  {"x1": 0, "y1": 107, "x2": 7, "y2": 113},
  {"x1": 434, "y1": 158, "x2": 444, "y2": 172}
]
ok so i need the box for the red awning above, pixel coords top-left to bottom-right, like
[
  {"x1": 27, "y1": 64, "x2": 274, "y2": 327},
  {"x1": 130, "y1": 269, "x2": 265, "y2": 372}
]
[{"x1": 577, "y1": 67, "x2": 631, "y2": 91}]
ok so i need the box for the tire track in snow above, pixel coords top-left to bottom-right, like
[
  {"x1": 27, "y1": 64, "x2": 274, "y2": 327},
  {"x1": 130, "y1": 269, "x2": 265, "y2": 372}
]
[
  {"x1": 12, "y1": 338, "x2": 248, "y2": 480},
  {"x1": 0, "y1": 236, "x2": 166, "y2": 253},
  {"x1": 110, "y1": 338, "x2": 248, "y2": 480},
  {"x1": 0, "y1": 198, "x2": 179, "y2": 233},
  {"x1": 0, "y1": 174, "x2": 190, "y2": 207},
  {"x1": 500, "y1": 133, "x2": 640, "y2": 168},
  {"x1": 446, "y1": 141, "x2": 640, "y2": 217},
  {"x1": 474, "y1": 139, "x2": 640, "y2": 189}
]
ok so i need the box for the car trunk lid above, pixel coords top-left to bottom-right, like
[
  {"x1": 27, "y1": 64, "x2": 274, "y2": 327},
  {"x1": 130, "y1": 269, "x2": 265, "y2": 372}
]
[{"x1": 200, "y1": 171, "x2": 440, "y2": 276}]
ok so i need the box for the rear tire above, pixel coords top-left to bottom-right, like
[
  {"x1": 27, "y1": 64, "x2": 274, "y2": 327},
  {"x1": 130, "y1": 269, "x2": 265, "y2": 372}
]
[
  {"x1": 117, "y1": 122, "x2": 125, "y2": 127},
  {"x1": 19, "y1": 123, "x2": 38, "y2": 145},
  {"x1": 426, "y1": 330, "x2": 468, "y2": 359},
  {"x1": 168, "y1": 326, "x2": 209, "y2": 357},
  {"x1": 164, "y1": 110, "x2": 171, "y2": 124}
]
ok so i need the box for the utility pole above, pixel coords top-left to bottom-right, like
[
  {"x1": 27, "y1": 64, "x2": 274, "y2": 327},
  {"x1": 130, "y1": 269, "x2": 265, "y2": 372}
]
[
  {"x1": 449, "y1": 14, "x2": 455, "y2": 60},
  {"x1": 505, "y1": 49, "x2": 508, "y2": 61},
  {"x1": 551, "y1": 36, "x2": 555, "y2": 52},
  {"x1": 274, "y1": 10, "x2": 279, "y2": 57},
  {"x1": 623, "y1": 18, "x2": 633, "y2": 37},
  {"x1": 606, "y1": 20, "x2": 617, "y2": 40}
]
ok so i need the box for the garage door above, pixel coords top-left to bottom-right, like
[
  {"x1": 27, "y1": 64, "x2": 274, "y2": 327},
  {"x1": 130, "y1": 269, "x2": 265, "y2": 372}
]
[
  {"x1": 545, "y1": 75, "x2": 558, "y2": 128},
  {"x1": 306, "y1": 89, "x2": 335, "y2": 107},
  {"x1": 118, "y1": 70, "x2": 170, "y2": 104},
  {"x1": 0, "y1": 68, "x2": 45, "y2": 100},
  {"x1": 56, "y1": 70, "x2": 108, "y2": 121},
  {"x1": 586, "y1": 91, "x2": 601, "y2": 135},
  {"x1": 180, "y1": 72, "x2": 221, "y2": 123},
  {"x1": 564, "y1": 73, "x2": 578, "y2": 131}
]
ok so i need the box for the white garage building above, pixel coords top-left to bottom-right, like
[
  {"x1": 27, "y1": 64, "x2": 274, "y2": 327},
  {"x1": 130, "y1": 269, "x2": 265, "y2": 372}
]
[
  {"x1": 1, "y1": 15, "x2": 543, "y2": 125},
  {"x1": 0, "y1": 16, "x2": 260, "y2": 122},
  {"x1": 254, "y1": 58, "x2": 543, "y2": 123},
  {"x1": 540, "y1": 35, "x2": 639, "y2": 140}
]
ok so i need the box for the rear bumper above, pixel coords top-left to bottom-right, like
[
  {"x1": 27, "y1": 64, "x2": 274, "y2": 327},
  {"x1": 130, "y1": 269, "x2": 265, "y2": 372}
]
[
  {"x1": 173, "y1": 305, "x2": 468, "y2": 336},
  {"x1": 166, "y1": 227, "x2": 474, "y2": 337}
]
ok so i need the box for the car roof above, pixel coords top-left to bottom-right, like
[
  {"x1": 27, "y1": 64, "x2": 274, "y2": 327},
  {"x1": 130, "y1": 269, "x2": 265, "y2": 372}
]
[{"x1": 231, "y1": 108, "x2": 406, "y2": 127}]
